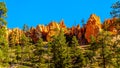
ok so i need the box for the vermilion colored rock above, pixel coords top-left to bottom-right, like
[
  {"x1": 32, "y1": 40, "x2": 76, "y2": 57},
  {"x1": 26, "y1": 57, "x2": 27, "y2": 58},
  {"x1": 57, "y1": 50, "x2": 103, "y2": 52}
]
[
  {"x1": 85, "y1": 14, "x2": 102, "y2": 42},
  {"x1": 5, "y1": 14, "x2": 119, "y2": 45},
  {"x1": 103, "y1": 18, "x2": 118, "y2": 34},
  {"x1": 35, "y1": 21, "x2": 67, "y2": 41},
  {"x1": 59, "y1": 20, "x2": 66, "y2": 29},
  {"x1": 9, "y1": 28, "x2": 24, "y2": 45},
  {"x1": 29, "y1": 27, "x2": 42, "y2": 43},
  {"x1": 27, "y1": 14, "x2": 103, "y2": 44}
]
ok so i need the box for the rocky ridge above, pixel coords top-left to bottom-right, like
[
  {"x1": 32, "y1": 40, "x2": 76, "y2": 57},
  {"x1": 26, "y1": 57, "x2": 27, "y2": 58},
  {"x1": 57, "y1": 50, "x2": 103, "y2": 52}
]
[{"x1": 6, "y1": 14, "x2": 119, "y2": 45}]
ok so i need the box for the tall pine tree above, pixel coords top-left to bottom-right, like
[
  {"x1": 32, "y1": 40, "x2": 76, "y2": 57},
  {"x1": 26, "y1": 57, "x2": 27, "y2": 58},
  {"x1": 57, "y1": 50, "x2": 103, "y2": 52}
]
[
  {"x1": 70, "y1": 36, "x2": 86, "y2": 68},
  {"x1": 50, "y1": 30, "x2": 71, "y2": 68}
]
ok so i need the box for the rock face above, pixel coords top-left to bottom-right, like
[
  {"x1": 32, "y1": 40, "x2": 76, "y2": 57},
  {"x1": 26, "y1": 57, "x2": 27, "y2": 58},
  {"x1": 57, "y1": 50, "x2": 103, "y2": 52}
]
[
  {"x1": 59, "y1": 20, "x2": 66, "y2": 29},
  {"x1": 66, "y1": 25, "x2": 81, "y2": 37},
  {"x1": 65, "y1": 25, "x2": 88, "y2": 45},
  {"x1": 46, "y1": 22, "x2": 60, "y2": 41},
  {"x1": 28, "y1": 21, "x2": 65, "y2": 42},
  {"x1": 26, "y1": 27, "x2": 42, "y2": 43},
  {"x1": 5, "y1": 14, "x2": 119, "y2": 45},
  {"x1": 65, "y1": 25, "x2": 81, "y2": 44},
  {"x1": 36, "y1": 25, "x2": 47, "y2": 41},
  {"x1": 85, "y1": 14, "x2": 102, "y2": 42},
  {"x1": 8, "y1": 28, "x2": 24, "y2": 45},
  {"x1": 80, "y1": 27, "x2": 88, "y2": 45},
  {"x1": 2, "y1": 26, "x2": 9, "y2": 40},
  {"x1": 36, "y1": 25, "x2": 48, "y2": 33},
  {"x1": 103, "y1": 18, "x2": 118, "y2": 34},
  {"x1": 46, "y1": 21, "x2": 67, "y2": 41},
  {"x1": 25, "y1": 14, "x2": 102, "y2": 44}
]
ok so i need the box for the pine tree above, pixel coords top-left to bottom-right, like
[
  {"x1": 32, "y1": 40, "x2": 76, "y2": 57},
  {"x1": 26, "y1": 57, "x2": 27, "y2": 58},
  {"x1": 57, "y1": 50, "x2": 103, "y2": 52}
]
[
  {"x1": 0, "y1": 2, "x2": 7, "y2": 26},
  {"x1": 50, "y1": 30, "x2": 71, "y2": 68},
  {"x1": 9, "y1": 32, "x2": 17, "y2": 46},
  {"x1": 110, "y1": 1, "x2": 120, "y2": 32},
  {"x1": 81, "y1": 18, "x2": 85, "y2": 27},
  {"x1": 23, "y1": 24, "x2": 29, "y2": 32},
  {"x1": 0, "y1": 38, "x2": 10, "y2": 67},
  {"x1": 18, "y1": 34, "x2": 33, "y2": 66},
  {"x1": 111, "y1": 34, "x2": 120, "y2": 68},
  {"x1": 70, "y1": 36, "x2": 86, "y2": 68},
  {"x1": 110, "y1": 1, "x2": 120, "y2": 18},
  {"x1": 33, "y1": 37, "x2": 46, "y2": 68},
  {"x1": 15, "y1": 45, "x2": 22, "y2": 64},
  {"x1": 0, "y1": 28, "x2": 10, "y2": 67},
  {"x1": 88, "y1": 31, "x2": 114, "y2": 68},
  {"x1": 71, "y1": 36, "x2": 79, "y2": 47},
  {"x1": 47, "y1": 41, "x2": 52, "y2": 68},
  {"x1": 0, "y1": 2, "x2": 10, "y2": 67}
]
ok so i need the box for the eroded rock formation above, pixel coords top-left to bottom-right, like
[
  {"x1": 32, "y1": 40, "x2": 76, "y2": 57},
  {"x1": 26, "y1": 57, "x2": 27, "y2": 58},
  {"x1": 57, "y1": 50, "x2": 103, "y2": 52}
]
[
  {"x1": 8, "y1": 28, "x2": 24, "y2": 45},
  {"x1": 19, "y1": 20, "x2": 67, "y2": 43},
  {"x1": 25, "y1": 27, "x2": 42, "y2": 43},
  {"x1": 24, "y1": 14, "x2": 105, "y2": 44},
  {"x1": 85, "y1": 14, "x2": 102, "y2": 42},
  {"x1": 4, "y1": 14, "x2": 119, "y2": 45},
  {"x1": 103, "y1": 18, "x2": 118, "y2": 34}
]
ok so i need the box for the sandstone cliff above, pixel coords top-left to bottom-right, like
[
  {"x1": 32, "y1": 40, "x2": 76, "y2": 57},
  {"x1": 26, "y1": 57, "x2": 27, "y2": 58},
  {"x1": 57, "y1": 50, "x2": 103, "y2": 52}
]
[
  {"x1": 85, "y1": 14, "x2": 102, "y2": 42},
  {"x1": 4, "y1": 14, "x2": 119, "y2": 45},
  {"x1": 35, "y1": 20, "x2": 67, "y2": 41},
  {"x1": 8, "y1": 28, "x2": 24, "y2": 45},
  {"x1": 103, "y1": 18, "x2": 118, "y2": 34}
]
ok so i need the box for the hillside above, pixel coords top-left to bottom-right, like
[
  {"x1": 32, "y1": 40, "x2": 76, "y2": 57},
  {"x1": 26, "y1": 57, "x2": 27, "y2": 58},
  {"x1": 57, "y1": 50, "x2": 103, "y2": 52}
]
[{"x1": 0, "y1": 1, "x2": 120, "y2": 68}]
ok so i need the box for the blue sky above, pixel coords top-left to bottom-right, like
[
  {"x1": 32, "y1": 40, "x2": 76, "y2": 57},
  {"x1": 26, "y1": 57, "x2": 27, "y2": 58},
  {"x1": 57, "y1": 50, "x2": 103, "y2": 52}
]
[{"x1": 0, "y1": 0, "x2": 117, "y2": 28}]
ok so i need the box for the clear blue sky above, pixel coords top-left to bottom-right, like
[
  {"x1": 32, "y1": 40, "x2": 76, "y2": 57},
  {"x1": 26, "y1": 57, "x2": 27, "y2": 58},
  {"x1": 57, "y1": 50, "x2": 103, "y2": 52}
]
[{"x1": 0, "y1": 0, "x2": 117, "y2": 28}]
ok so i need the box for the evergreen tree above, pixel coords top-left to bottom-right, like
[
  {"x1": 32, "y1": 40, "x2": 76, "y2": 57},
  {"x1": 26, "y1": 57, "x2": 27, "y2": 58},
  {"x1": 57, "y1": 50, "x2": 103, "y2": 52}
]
[
  {"x1": 50, "y1": 30, "x2": 71, "y2": 68},
  {"x1": 110, "y1": 1, "x2": 120, "y2": 18},
  {"x1": 70, "y1": 36, "x2": 86, "y2": 68},
  {"x1": 110, "y1": 2, "x2": 120, "y2": 67},
  {"x1": 111, "y1": 34, "x2": 120, "y2": 68},
  {"x1": 0, "y1": 37, "x2": 10, "y2": 67},
  {"x1": 47, "y1": 41, "x2": 52, "y2": 68},
  {"x1": 18, "y1": 34, "x2": 33, "y2": 67},
  {"x1": 0, "y1": 2, "x2": 7, "y2": 26},
  {"x1": 15, "y1": 45, "x2": 22, "y2": 64},
  {"x1": 88, "y1": 31, "x2": 113, "y2": 68},
  {"x1": 81, "y1": 18, "x2": 85, "y2": 27},
  {"x1": 33, "y1": 37, "x2": 46, "y2": 68},
  {"x1": 0, "y1": 27, "x2": 10, "y2": 67},
  {"x1": 0, "y1": 2, "x2": 10, "y2": 67},
  {"x1": 71, "y1": 36, "x2": 79, "y2": 47},
  {"x1": 23, "y1": 24, "x2": 29, "y2": 32},
  {"x1": 110, "y1": 1, "x2": 120, "y2": 32},
  {"x1": 9, "y1": 32, "x2": 17, "y2": 46}
]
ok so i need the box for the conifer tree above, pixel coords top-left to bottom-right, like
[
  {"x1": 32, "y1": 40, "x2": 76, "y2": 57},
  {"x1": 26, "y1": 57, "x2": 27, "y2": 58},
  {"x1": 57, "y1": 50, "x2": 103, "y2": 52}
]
[
  {"x1": 88, "y1": 31, "x2": 113, "y2": 68},
  {"x1": 0, "y1": 37, "x2": 9, "y2": 66},
  {"x1": 47, "y1": 41, "x2": 52, "y2": 68},
  {"x1": 70, "y1": 36, "x2": 86, "y2": 68},
  {"x1": 18, "y1": 34, "x2": 32, "y2": 66},
  {"x1": 0, "y1": 2, "x2": 10, "y2": 67},
  {"x1": 33, "y1": 37, "x2": 46, "y2": 68},
  {"x1": 15, "y1": 45, "x2": 21, "y2": 64},
  {"x1": 0, "y1": 2, "x2": 7, "y2": 26},
  {"x1": 50, "y1": 30, "x2": 71, "y2": 68},
  {"x1": 110, "y1": 1, "x2": 120, "y2": 18},
  {"x1": 111, "y1": 34, "x2": 120, "y2": 67},
  {"x1": 23, "y1": 24, "x2": 29, "y2": 32},
  {"x1": 0, "y1": 26, "x2": 10, "y2": 67}
]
